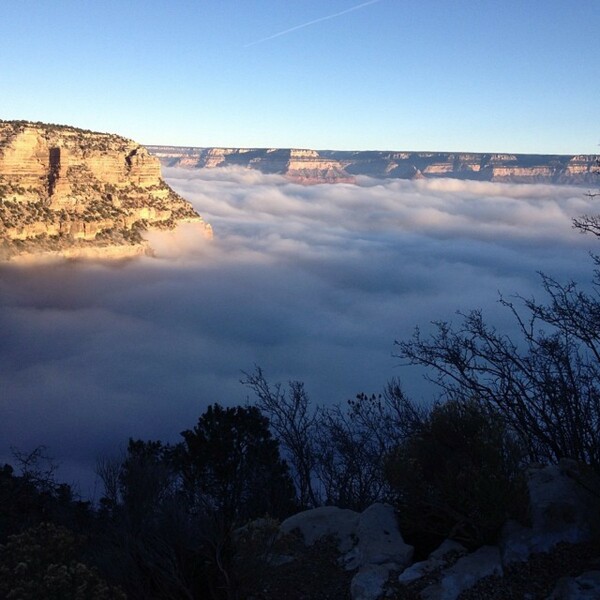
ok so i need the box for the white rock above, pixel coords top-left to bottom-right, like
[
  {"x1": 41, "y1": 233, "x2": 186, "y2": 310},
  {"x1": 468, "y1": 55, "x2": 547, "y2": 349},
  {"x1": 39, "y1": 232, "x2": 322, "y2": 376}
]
[
  {"x1": 528, "y1": 461, "x2": 594, "y2": 539},
  {"x1": 501, "y1": 460, "x2": 596, "y2": 564},
  {"x1": 348, "y1": 503, "x2": 413, "y2": 570},
  {"x1": 350, "y1": 562, "x2": 397, "y2": 600},
  {"x1": 398, "y1": 539, "x2": 467, "y2": 584},
  {"x1": 421, "y1": 545, "x2": 503, "y2": 600},
  {"x1": 280, "y1": 503, "x2": 414, "y2": 573},
  {"x1": 500, "y1": 520, "x2": 534, "y2": 564},
  {"x1": 280, "y1": 505, "x2": 360, "y2": 553},
  {"x1": 546, "y1": 571, "x2": 600, "y2": 599}
]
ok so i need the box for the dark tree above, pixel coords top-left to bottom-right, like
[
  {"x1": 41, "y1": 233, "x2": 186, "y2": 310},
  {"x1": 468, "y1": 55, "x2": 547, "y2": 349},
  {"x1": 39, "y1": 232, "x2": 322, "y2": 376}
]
[
  {"x1": 385, "y1": 399, "x2": 527, "y2": 552},
  {"x1": 244, "y1": 367, "x2": 429, "y2": 510},
  {"x1": 0, "y1": 448, "x2": 92, "y2": 542},
  {"x1": 117, "y1": 439, "x2": 178, "y2": 530},
  {"x1": 96, "y1": 439, "x2": 201, "y2": 600},
  {"x1": 394, "y1": 215, "x2": 600, "y2": 470},
  {"x1": 178, "y1": 404, "x2": 296, "y2": 524},
  {"x1": 242, "y1": 367, "x2": 320, "y2": 509},
  {"x1": 313, "y1": 381, "x2": 427, "y2": 511}
]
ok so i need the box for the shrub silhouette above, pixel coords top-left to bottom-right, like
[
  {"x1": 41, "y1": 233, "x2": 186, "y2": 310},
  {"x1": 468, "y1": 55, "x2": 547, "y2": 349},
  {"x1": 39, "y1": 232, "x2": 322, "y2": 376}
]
[
  {"x1": 385, "y1": 399, "x2": 528, "y2": 553},
  {"x1": 178, "y1": 403, "x2": 297, "y2": 524},
  {"x1": 0, "y1": 522, "x2": 125, "y2": 600}
]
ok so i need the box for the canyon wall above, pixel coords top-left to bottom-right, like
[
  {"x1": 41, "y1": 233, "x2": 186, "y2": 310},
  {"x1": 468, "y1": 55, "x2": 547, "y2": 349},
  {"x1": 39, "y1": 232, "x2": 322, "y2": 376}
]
[
  {"x1": 148, "y1": 145, "x2": 598, "y2": 185},
  {"x1": 0, "y1": 121, "x2": 211, "y2": 260}
]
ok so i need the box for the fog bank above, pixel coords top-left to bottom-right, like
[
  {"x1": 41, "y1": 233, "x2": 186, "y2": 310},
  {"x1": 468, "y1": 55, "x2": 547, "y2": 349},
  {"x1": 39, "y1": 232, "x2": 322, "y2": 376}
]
[{"x1": 0, "y1": 168, "x2": 596, "y2": 495}]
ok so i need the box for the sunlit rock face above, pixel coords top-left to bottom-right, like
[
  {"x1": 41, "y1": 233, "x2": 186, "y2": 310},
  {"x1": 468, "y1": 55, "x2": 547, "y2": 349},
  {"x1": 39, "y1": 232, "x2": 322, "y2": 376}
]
[
  {"x1": 151, "y1": 146, "x2": 354, "y2": 183},
  {"x1": 286, "y1": 149, "x2": 354, "y2": 184},
  {"x1": 149, "y1": 145, "x2": 599, "y2": 185},
  {"x1": 0, "y1": 121, "x2": 212, "y2": 260}
]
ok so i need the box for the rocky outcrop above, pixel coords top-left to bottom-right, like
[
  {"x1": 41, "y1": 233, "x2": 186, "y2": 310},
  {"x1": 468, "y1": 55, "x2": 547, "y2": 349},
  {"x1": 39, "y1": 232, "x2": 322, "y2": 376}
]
[
  {"x1": 148, "y1": 145, "x2": 599, "y2": 185},
  {"x1": 548, "y1": 571, "x2": 600, "y2": 599},
  {"x1": 280, "y1": 503, "x2": 413, "y2": 572},
  {"x1": 419, "y1": 546, "x2": 503, "y2": 600},
  {"x1": 0, "y1": 121, "x2": 212, "y2": 260},
  {"x1": 150, "y1": 146, "x2": 354, "y2": 183},
  {"x1": 279, "y1": 503, "x2": 413, "y2": 600},
  {"x1": 398, "y1": 540, "x2": 468, "y2": 585},
  {"x1": 268, "y1": 462, "x2": 600, "y2": 600},
  {"x1": 501, "y1": 459, "x2": 599, "y2": 564},
  {"x1": 280, "y1": 505, "x2": 360, "y2": 553}
]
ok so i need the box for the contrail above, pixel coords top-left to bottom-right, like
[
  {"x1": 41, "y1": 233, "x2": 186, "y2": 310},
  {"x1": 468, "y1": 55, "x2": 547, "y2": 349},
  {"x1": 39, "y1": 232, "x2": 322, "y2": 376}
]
[{"x1": 244, "y1": 0, "x2": 383, "y2": 47}]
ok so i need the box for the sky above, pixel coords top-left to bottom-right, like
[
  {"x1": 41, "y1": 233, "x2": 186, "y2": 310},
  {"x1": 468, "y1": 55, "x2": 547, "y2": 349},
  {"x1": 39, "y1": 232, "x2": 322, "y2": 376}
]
[
  {"x1": 2, "y1": 0, "x2": 600, "y2": 153},
  {"x1": 1, "y1": 171, "x2": 598, "y2": 494}
]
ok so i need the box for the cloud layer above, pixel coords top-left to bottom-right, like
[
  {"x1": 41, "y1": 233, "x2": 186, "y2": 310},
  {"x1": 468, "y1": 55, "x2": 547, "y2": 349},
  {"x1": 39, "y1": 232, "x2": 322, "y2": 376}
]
[{"x1": 0, "y1": 168, "x2": 596, "y2": 494}]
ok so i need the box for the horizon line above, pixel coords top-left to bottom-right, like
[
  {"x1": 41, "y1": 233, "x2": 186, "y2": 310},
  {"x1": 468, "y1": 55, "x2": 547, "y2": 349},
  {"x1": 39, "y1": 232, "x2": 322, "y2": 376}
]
[{"x1": 144, "y1": 144, "x2": 598, "y2": 158}]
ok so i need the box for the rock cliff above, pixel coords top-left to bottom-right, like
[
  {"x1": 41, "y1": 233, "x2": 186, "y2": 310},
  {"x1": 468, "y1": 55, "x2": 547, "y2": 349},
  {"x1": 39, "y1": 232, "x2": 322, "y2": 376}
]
[
  {"x1": 149, "y1": 145, "x2": 598, "y2": 185},
  {"x1": 151, "y1": 146, "x2": 354, "y2": 184},
  {"x1": 0, "y1": 121, "x2": 211, "y2": 260}
]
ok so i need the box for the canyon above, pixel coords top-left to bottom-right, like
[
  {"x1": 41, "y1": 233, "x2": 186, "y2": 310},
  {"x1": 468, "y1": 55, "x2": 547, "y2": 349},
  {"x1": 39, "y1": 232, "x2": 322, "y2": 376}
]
[
  {"x1": 148, "y1": 145, "x2": 598, "y2": 185},
  {"x1": 2, "y1": 122, "x2": 595, "y2": 261},
  {"x1": 0, "y1": 121, "x2": 211, "y2": 260}
]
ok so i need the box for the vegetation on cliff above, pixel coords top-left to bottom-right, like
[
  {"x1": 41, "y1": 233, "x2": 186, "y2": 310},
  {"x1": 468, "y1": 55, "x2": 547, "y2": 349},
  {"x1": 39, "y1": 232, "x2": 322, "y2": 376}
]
[{"x1": 0, "y1": 120, "x2": 210, "y2": 260}]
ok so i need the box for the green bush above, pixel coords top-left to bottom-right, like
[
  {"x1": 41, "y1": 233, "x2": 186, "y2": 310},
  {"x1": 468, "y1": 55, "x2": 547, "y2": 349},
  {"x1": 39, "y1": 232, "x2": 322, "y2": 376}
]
[
  {"x1": 0, "y1": 522, "x2": 125, "y2": 599},
  {"x1": 385, "y1": 399, "x2": 528, "y2": 554}
]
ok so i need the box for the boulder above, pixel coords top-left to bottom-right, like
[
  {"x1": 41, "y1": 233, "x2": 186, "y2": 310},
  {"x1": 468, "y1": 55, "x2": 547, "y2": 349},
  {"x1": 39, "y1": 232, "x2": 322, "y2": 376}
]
[
  {"x1": 280, "y1": 505, "x2": 360, "y2": 553},
  {"x1": 280, "y1": 503, "x2": 414, "y2": 571},
  {"x1": 350, "y1": 563, "x2": 397, "y2": 600},
  {"x1": 421, "y1": 545, "x2": 503, "y2": 600},
  {"x1": 547, "y1": 571, "x2": 600, "y2": 599},
  {"x1": 502, "y1": 460, "x2": 598, "y2": 564},
  {"x1": 347, "y1": 503, "x2": 413, "y2": 570},
  {"x1": 398, "y1": 539, "x2": 467, "y2": 584}
]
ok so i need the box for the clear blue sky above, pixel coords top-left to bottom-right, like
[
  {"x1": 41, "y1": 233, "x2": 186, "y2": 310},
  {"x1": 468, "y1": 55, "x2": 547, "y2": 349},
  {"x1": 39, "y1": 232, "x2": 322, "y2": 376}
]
[{"x1": 2, "y1": 0, "x2": 599, "y2": 153}]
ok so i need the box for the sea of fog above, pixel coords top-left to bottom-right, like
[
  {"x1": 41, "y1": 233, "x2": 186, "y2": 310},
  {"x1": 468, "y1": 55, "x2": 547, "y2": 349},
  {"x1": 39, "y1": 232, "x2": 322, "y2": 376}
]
[{"x1": 1, "y1": 167, "x2": 598, "y2": 496}]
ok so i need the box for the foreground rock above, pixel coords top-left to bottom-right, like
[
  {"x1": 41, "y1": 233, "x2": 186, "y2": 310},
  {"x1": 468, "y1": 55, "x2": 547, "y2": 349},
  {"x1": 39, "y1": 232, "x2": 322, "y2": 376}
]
[
  {"x1": 420, "y1": 546, "x2": 503, "y2": 600},
  {"x1": 397, "y1": 540, "x2": 468, "y2": 585},
  {"x1": 393, "y1": 461, "x2": 600, "y2": 600},
  {"x1": 280, "y1": 505, "x2": 360, "y2": 553},
  {"x1": 501, "y1": 459, "x2": 599, "y2": 564},
  {"x1": 257, "y1": 463, "x2": 600, "y2": 600},
  {"x1": 351, "y1": 563, "x2": 398, "y2": 600},
  {"x1": 280, "y1": 503, "x2": 413, "y2": 600},
  {"x1": 547, "y1": 571, "x2": 600, "y2": 599},
  {"x1": 0, "y1": 120, "x2": 212, "y2": 260}
]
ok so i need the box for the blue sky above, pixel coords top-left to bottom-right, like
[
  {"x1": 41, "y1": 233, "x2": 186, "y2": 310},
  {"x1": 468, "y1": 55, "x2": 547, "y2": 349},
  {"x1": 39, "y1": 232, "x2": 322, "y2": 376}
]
[{"x1": 2, "y1": 0, "x2": 599, "y2": 153}]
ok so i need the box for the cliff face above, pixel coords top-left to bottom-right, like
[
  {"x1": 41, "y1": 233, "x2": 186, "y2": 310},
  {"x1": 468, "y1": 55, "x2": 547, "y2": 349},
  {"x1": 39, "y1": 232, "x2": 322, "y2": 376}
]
[
  {"x1": 149, "y1": 145, "x2": 598, "y2": 185},
  {"x1": 0, "y1": 121, "x2": 211, "y2": 260},
  {"x1": 151, "y1": 146, "x2": 354, "y2": 184}
]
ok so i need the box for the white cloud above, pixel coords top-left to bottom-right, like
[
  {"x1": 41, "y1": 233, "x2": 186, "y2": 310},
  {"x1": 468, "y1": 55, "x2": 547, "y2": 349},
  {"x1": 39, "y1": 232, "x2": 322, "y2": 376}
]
[{"x1": 0, "y1": 167, "x2": 596, "y2": 493}]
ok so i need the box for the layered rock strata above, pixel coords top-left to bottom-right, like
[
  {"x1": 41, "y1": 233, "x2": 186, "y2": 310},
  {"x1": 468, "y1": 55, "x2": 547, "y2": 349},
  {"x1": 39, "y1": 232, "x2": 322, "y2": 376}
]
[
  {"x1": 150, "y1": 146, "x2": 354, "y2": 183},
  {"x1": 0, "y1": 121, "x2": 211, "y2": 260},
  {"x1": 149, "y1": 145, "x2": 598, "y2": 185}
]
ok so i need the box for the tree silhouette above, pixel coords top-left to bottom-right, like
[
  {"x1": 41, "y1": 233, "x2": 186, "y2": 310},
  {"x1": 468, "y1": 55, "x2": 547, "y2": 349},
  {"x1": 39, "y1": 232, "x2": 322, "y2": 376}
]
[
  {"x1": 395, "y1": 214, "x2": 600, "y2": 470},
  {"x1": 178, "y1": 404, "x2": 296, "y2": 524}
]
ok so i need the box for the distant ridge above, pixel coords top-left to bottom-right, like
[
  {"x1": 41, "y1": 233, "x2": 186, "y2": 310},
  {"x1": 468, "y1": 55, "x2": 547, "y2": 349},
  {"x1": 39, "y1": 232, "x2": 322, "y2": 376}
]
[{"x1": 147, "y1": 145, "x2": 598, "y2": 185}]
